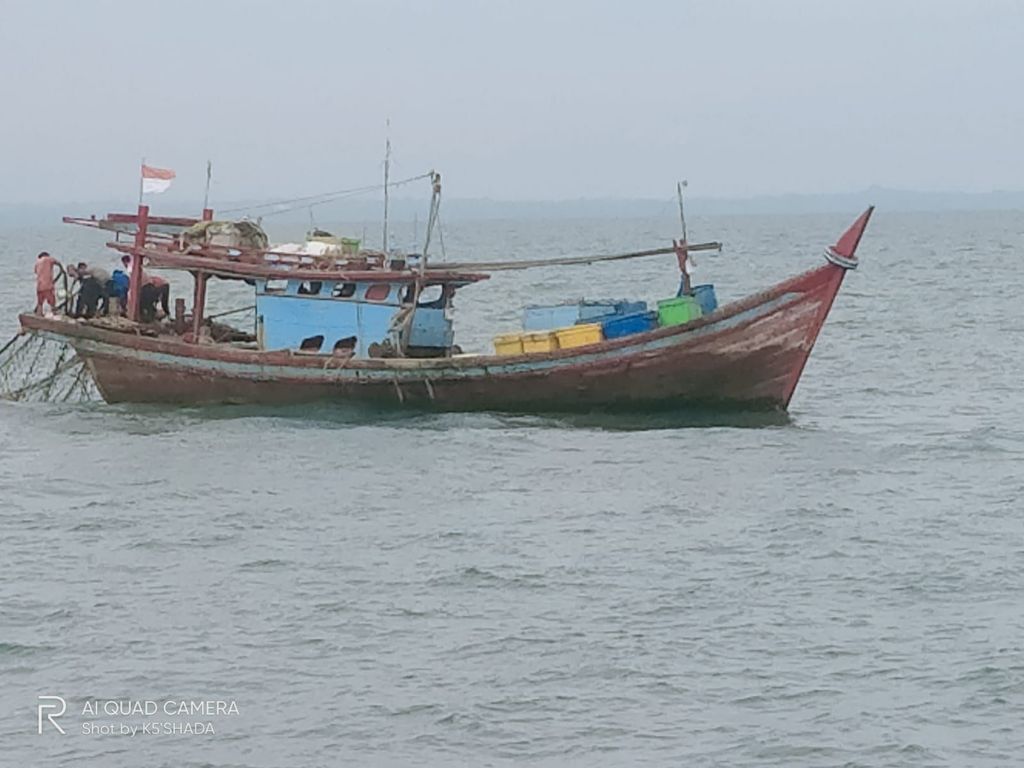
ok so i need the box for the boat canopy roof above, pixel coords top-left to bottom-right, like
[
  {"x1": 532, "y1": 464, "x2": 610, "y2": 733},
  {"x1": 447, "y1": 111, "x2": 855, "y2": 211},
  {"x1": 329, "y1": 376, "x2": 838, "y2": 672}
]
[
  {"x1": 111, "y1": 241, "x2": 489, "y2": 284},
  {"x1": 63, "y1": 207, "x2": 725, "y2": 284},
  {"x1": 65, "y1": 210, "x2": 489, "y2": 286}
]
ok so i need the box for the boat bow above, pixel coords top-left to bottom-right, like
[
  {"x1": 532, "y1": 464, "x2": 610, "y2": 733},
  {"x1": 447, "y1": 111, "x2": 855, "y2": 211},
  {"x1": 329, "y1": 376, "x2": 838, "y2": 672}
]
[{"x1": 779, "y1": 206, "x2": 874, "y2": 406}]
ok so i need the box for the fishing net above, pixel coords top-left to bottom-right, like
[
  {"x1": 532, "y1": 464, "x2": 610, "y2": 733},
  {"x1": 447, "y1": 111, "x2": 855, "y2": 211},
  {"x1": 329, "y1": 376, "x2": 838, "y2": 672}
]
[
  {"x1": 0, "y1": 332, "x2": 99, "y2": 403},
  {"x1": 181, "y1": 219, "x2": 269, "y2": 250}
]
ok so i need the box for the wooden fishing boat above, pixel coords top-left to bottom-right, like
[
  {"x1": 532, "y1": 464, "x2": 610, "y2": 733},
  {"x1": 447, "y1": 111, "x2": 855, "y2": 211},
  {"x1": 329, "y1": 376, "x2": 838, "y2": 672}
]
[{"x1": 15, "y1": 184, "x2": 873, "y2": 412}]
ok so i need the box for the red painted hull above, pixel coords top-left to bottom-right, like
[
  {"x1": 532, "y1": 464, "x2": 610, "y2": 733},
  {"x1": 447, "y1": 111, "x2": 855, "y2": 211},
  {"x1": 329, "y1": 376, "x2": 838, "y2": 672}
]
[{"x1": 20, "y1": 261, "x2": 849, "y2": 412}]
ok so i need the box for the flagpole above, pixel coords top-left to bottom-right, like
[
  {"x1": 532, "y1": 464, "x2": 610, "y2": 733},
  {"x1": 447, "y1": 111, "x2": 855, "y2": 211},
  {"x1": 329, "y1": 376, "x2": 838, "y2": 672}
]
[{"x1": 138, "y1": 157, "x2": 145, "y2": 207}]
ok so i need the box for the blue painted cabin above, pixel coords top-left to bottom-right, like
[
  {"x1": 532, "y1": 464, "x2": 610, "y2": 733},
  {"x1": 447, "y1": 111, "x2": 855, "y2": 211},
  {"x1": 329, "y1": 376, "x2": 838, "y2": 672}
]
[{"x1": 254, "y1": 277, "x2": 456, "y2": 357}]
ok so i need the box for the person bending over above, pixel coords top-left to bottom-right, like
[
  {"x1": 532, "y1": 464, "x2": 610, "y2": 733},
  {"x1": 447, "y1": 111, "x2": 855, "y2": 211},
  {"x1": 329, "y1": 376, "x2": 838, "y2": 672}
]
[
  {"x1": 69, "y1": 262, "x2": 111, "y2": 318},
  {"x1": 139, "y1": 273, "x2": 171, "y2": 322}
]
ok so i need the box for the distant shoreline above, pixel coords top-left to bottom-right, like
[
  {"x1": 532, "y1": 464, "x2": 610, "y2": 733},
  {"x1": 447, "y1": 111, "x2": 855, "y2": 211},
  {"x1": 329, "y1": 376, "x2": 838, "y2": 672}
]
[{"x1": 2, "y1": 188, "x2": 1023, "y2": 227}]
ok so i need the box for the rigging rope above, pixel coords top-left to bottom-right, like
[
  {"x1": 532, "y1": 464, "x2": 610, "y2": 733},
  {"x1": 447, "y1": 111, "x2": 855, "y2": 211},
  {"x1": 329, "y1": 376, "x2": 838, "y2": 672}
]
[
  {"x1": 206, "y1": 305, "x2": 256, "y2": 321},
  {"x1": 436, "y1": 214, "x2": 447, "y2": 261},
  {"x1": 218, "y1": 172, "x2": 434, "y2": 217}
]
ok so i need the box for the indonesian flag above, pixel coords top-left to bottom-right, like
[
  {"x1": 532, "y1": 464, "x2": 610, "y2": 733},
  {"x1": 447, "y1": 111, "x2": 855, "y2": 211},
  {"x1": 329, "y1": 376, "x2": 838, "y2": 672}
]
[{"x1": 141, "y1": 164, "x2": 175, "y2": 194}]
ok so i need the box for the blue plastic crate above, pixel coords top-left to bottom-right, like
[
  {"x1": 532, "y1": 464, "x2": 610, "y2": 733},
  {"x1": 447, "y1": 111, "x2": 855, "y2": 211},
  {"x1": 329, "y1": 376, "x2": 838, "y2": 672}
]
[
  {"x1": 676, "y1": 282, "x2": 718, "y2": 315},
  {"x1": 524, "y1": 299, "x2": 650, "y2": 330},
  {"x1": 577, "y1": 301, "x2": 620, "y2": 323},
  {"x1": 612, "y1": 300, "x2": 648, "y2": 316},
  {"x1": 601, "y1": 310, "x2": 657, "y2": 340},
  {"x1": 691, "y1": 285, "x2": 718, "y2": 315},
  {"x1": 523, "y1": 304, "x2": 583, "y2": 331}
]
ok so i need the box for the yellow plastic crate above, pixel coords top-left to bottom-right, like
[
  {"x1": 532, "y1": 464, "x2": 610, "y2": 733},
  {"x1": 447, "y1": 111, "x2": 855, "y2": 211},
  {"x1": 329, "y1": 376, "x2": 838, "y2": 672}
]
[
  {"x1": 521, "y1": 331, "x2": 560, "y2": 353},
  {"x1": 493, "y1": 333, "x2": 525, "y2": 356},
  {"x1": 554, "y1": 322, "x2": 603, "y2": 349}
]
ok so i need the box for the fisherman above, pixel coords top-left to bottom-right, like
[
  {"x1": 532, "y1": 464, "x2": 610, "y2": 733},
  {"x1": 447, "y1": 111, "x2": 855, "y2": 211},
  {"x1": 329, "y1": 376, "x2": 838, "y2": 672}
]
[
  {"x1": 33, "y1": 251, "x2": 59, "y2": 316},
  {"x1": 120, "y1": 254, "x2": 170, "y2": 321},
  {"x1": 69, "y1": 262, "x2": 111, "y2": 319},
  {"x1": 106, "y1": 269, "x2": 130, "y2": 315},
  {"x1": 139, "y1": 273, "x2": 171, "y2": 322}
]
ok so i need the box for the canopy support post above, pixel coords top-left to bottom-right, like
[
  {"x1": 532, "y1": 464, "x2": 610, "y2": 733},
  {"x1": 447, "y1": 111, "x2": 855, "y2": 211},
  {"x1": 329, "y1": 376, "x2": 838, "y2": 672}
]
[
  {"x1": 191, "y1": 271, "x2": 208, "y2": 343},
  {"x1": 127, "y1": 204, "x2": 149, "y2": 322}
]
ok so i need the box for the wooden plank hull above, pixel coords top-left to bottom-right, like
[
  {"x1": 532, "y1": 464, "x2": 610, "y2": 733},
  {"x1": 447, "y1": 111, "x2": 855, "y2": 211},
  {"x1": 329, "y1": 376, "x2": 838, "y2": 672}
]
[{"x1": 20, "y1": 262, "x2": 849, "y2": 412}]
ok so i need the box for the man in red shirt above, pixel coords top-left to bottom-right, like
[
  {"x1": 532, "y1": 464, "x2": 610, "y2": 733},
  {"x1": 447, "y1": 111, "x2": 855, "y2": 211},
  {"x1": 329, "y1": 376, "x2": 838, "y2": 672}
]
[
  {"x1": 33, "y1": 251, "x2": 59, "y2": 315},
  {"x1": 140, "y1": 271, "x2": 171, "y2": 322}
]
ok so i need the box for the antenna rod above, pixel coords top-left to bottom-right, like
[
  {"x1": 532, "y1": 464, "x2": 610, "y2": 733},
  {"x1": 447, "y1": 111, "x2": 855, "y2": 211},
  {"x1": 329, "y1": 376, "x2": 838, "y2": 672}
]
[
  {"x1": 382, "y1": 122, "x2": 391, "y2": 251},
  {"x1": 203, "y1": 160, "x2": 212, "y2": 211},
  {"x1": 423, "y1": 172, "x2": 442, "y2": 259}
]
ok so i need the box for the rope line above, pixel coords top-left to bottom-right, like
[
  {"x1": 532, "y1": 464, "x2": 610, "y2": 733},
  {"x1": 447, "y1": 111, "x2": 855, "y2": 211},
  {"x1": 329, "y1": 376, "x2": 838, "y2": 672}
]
[
  {"x1": 206, "y1": 305, "x2": 256, "y2": 321},
  {"x1": 218, "y1": 172, "x2": 434, "y2": 217}
]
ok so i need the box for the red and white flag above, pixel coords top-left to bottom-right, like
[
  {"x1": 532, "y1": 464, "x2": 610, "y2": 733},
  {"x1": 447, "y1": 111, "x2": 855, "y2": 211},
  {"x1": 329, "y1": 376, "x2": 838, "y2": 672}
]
[{"x1": 141, "y1": 164, "x2": 175, "y2": 194}]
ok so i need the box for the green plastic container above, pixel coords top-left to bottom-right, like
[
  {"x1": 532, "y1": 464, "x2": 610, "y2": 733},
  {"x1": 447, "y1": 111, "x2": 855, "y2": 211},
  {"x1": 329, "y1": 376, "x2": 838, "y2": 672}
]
[{"x1": 657, "y1": 296, "x2": 703, "y2": 327}]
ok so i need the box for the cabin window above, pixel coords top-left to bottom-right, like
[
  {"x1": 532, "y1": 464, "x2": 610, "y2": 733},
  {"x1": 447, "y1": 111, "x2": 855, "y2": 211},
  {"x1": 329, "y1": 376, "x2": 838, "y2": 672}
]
[
  {"x1": 298, "y1": 281, "x2": 323, "y2": 295},
  {"x1": 333, "y1": 336, "x2": 357, "y2": 354},
  {"x1": 365, "y1": 283, "x2": 391, "y2": 302},
  {"x1": 417, "y1": 284, "x2": 444, "y2": 308},
  {"x1": 264, "y1": 279, "x2": 287, "y2": 293},
  {"x1": 300, "y1": 335, "x2": 324, "y2": 352},
  {"x1": 332, "y1": 282, "x2": 356, "y2": 298}
]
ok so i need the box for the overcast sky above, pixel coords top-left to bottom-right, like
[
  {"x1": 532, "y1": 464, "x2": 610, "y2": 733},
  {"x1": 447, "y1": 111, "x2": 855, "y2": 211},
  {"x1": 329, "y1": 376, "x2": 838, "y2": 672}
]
[{"x1": 1, "y1": 0, "x2": 1021, "y2": 204}]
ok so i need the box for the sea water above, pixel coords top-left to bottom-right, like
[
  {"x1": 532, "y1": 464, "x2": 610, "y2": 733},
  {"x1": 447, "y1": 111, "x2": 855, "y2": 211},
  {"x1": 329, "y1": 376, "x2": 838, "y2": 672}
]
[{"x1": 1, "y1": 209, "x2": 1022, "y2": 766}]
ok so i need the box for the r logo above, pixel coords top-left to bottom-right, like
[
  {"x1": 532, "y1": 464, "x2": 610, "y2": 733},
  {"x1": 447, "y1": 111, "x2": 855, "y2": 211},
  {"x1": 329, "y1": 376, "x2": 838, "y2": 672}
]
[{"x1": 37, "y1": 696, "x2": 66, "y2": 734}]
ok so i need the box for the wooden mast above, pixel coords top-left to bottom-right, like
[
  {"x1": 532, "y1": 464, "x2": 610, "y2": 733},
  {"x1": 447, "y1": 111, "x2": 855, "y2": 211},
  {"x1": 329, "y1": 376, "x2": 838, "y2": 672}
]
[
  {"x1": 677, "y1": 180, "x2": 688, "y2": 243},
  {"x1": 675, "y1": 180, "x2": 692, "y2": 294}
]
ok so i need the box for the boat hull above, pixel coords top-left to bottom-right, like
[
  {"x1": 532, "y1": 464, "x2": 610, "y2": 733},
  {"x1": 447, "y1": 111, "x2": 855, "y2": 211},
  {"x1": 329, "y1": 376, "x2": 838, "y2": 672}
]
[{"x1": 20, "y1": 262, "x2": 848, "y2": 412}]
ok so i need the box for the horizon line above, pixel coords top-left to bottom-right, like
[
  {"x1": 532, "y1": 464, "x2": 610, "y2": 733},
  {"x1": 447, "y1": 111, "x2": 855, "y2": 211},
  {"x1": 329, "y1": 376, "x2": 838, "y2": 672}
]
[{"x1": 3, "y1": 185, "x2": 1024, "y2": 207}]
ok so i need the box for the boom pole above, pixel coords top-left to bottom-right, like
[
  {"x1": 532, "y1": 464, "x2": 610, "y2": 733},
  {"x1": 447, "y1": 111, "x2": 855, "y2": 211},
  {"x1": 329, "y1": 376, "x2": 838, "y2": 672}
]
[{"x1": 434, "y1": 240, "x2": 721, "y2": 272}]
